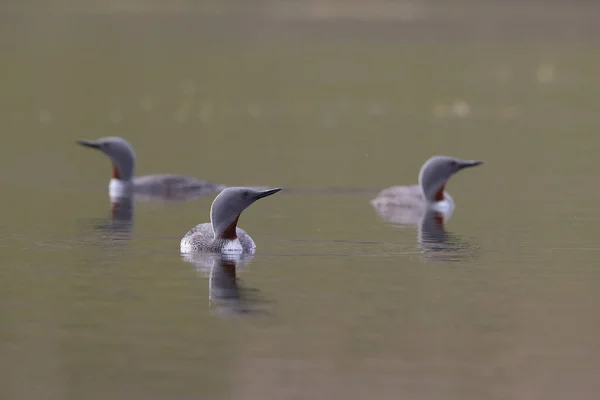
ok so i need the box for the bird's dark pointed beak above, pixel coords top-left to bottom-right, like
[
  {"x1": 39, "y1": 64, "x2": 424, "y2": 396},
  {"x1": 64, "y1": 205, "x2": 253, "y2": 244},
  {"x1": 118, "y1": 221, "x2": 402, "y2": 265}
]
[
  {"x1": 459, "y1": 160, "x2": 484, "y2": 169},
  {"x1": 76, "y1": 140, "x2": 101, "y2": 149},
  {"x1": 255, "y1": 188, "x2": 282, "y2": 199}
]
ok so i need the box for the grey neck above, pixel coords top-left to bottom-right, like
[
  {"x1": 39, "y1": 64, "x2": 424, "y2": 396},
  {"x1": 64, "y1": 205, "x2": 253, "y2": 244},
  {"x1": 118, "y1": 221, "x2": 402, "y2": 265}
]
[
  {"x1": 210, "y1": 198, "x2": 239, "y2": 239},
  {"x1": 113, "y1": 154, "x2": 135, "y2": 181},
  {"x1": 418, "y1": 173, "x2": 447, "y2": 203}
]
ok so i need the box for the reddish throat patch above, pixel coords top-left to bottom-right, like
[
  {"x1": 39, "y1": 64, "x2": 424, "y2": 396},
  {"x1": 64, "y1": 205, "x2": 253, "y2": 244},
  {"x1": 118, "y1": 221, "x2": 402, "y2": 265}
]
[
  {"x1": 221, "y1": 261, "x2": 237, "y2": 279},
  {"x1": 434, "y1": 184, "x2": 446, "y2": 202},
  {"x1": 111, "y1": 201, "x2": 121, "y2": 219},
  {"x1": 220, "y1": 215, "x2": 239, "y2": 240},
  {"x1": 112, "y1": 164, "x2": 120, "y2": 179}
]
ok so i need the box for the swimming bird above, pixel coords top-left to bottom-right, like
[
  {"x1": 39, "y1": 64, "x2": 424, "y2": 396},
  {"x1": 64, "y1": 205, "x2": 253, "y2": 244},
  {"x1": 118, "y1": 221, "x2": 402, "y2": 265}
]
[
  {"x1": 76, "y1": 136, "x2": 225, "y2": 201},
  {"x1": 180, "y1": 186, "x2": 281, "y2": 254},
  {"x1": 371, "y1": 155, "x2": 483, "y2": 224}
]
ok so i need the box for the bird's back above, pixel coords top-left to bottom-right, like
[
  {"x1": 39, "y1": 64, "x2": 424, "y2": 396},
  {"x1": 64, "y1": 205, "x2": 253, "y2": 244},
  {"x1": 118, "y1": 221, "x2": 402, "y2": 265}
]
[
  {"x1": 371, "y1": 184, "x2": 426, "y2": 207},
  {"x1": 371, "y1": 184, "x2": 456, "y2": 225},
  {"x1": 371, "y1": 184, "x2": 428, "y2": 224},
  {"x1": 180, "y1": 223, "x2": 256, "y2": 253},
  {"x1": 133, "y1": 175, "x2": 225, "y2": 201}
]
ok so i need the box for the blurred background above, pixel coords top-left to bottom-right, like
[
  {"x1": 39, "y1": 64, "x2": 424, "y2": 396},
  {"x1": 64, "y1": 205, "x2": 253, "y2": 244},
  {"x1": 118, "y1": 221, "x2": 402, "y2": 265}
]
[{"x1": 1, "y1": 1, "x2": 600, "y2": 399}]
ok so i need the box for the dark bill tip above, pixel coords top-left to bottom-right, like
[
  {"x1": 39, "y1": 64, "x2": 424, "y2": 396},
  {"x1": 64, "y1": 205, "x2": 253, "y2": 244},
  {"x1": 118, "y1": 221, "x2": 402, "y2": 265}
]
[
  {"x1": 256, "y1": 188, "x2": 282, "y2": 199},
  {"x1": 76, "y1": 140, "x2": 100, "y2": 149}
]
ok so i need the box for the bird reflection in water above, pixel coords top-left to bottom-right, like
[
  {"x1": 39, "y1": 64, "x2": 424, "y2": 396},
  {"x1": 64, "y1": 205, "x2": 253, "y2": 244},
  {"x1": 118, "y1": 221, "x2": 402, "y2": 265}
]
[
  {"x1": 182, "y1": 252, "x2": 268, "y2": 317},
  {"x1": 373, "y1": 205, "x2": 478, "y2": 262},
  {"x1": 73, "y1": 197, "x2": 135, "y2": 270},
  {"x1": 93, "y1": 197, "x2": 134, "y2": 235},
  {"x1": 80, "y1": 197, "x2": 135, "y2": 252},
  {"x1": 417, "y1": 210, "x2": 478, "y2": 262}
]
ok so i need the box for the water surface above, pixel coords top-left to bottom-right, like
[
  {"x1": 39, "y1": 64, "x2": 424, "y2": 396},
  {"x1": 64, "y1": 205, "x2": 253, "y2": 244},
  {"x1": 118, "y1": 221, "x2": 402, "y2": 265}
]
[{"x1": 2, "y1": 2, "x2": 600, "y2": 399}]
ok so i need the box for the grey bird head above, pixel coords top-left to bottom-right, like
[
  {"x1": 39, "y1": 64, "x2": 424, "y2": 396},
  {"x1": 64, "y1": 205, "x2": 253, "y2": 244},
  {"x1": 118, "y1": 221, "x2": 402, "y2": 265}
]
[
  {"x1": 418, "y1": 155, "x2": 483, "y2": 202},
  {"x1": 210, "y1": 187, "x2": 282, "y2": 239},
  {"x1": 76, "y1": 136, "x2": 136, "y2": 181}
]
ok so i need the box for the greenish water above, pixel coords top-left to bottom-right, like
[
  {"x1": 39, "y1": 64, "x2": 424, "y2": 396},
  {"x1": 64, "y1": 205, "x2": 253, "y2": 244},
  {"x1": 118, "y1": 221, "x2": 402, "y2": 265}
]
[{"x1": 2, "y1": 4, "x2": 600, "y2": 400}]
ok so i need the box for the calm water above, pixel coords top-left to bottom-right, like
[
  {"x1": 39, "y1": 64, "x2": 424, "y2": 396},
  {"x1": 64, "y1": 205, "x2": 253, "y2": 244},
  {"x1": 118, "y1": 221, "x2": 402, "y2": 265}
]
[{"x1": 2, "y1": 3, "x2": 600, "y2": 399}]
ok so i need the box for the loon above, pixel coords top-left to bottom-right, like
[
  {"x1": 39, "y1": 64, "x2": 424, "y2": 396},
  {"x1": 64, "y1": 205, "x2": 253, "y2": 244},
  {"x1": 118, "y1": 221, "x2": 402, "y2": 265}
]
[
  {"x1": 371, "y1": 155, "x2": 483, "y2": 224},
  {"x1": 180, "y1": 186, "x2": 281, "y2": 254},
  {"x1": 76, "y1": 136, "x2": 225, "y2": 201}
]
